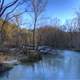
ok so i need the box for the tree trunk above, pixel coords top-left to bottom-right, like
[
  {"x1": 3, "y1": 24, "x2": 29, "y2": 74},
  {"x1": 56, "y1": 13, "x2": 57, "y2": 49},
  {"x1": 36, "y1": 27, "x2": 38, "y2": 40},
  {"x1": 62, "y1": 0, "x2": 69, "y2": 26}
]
[{"x1": 33, "y1": 17, "x2": 37, "y2": 50}]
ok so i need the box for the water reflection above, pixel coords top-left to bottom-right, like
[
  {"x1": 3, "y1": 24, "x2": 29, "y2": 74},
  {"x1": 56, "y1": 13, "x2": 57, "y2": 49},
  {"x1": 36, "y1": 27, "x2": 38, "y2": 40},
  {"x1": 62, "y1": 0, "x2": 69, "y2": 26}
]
[
  {"x1": 0, "y1": 50, "x2": 80, "y2": 80},
  {"x1": 0, "y1": 71, "x2": 9, "y2": 80}
]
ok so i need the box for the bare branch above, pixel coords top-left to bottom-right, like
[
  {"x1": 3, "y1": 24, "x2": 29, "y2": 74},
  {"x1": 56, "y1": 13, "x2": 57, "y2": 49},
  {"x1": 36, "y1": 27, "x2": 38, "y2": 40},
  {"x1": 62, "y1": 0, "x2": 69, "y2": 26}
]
[
  {"x1": 0, "y1": 0, "x2": 19, "y2": 17},
  {"x1": 7, "y1": 10, "x2": 26, "y2": 21},
  {"x1": 0, "y1": 0, "x2": 5, "y2": 12}
]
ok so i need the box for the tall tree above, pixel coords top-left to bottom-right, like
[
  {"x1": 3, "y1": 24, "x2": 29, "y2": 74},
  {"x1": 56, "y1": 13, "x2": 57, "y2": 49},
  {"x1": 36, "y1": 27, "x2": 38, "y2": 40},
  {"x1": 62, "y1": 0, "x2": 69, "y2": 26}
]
[{"x1": 31, "y1": 0, "x2": 47, "y2": 49}]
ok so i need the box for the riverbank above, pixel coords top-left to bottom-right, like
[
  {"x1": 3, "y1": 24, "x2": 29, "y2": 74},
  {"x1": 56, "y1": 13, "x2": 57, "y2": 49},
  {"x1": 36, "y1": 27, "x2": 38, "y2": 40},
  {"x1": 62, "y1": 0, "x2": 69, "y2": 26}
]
[
  {"x1": 0, "y1": 49, "x2": 42, "y2": 72},
  {"x1": 0, "y1": 52, "x2": 17, "y2": 72},
  {"x1": 0, "y1": 45, "x2": 80, "y2": 72},
  {"x1": 1, "y1": 50, "x2": 80, "y2": 80}
]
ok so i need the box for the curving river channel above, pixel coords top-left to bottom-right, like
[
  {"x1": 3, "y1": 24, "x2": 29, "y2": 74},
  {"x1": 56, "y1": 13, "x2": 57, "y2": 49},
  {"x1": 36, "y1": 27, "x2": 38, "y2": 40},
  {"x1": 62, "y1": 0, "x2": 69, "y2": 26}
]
[{"x1": 0, "y1": 50, "x2": 80, "y2": 80}]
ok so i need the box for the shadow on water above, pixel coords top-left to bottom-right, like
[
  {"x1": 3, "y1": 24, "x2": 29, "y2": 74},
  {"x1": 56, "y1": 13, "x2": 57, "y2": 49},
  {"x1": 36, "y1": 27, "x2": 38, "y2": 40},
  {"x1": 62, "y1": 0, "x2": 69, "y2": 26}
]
[
  {"x1": 0, "y1": 50, "x2": 80, "y2": 80},
  {"x1": 0, "y1": 71, "x2": 9, "y2": 80}
]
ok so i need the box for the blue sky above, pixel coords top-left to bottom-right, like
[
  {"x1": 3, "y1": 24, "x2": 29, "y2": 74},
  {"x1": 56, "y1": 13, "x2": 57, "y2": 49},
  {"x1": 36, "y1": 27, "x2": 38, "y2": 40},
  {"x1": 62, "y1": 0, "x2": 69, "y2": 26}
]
[
  {"x1": 45, "y1": 0, "x2": 80, "y2": 23},
  {"x1": 21, "y1": 0, "x2": 80, "y2": 28},
  {"x1": 4, "y1": 0, "x2": 80, "y2": 27}
]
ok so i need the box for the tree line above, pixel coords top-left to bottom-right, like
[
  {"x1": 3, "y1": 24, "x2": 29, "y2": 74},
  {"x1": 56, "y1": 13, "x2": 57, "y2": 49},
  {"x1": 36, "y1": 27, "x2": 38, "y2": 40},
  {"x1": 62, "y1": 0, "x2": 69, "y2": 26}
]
[{"x1": 0, "y1": 0, "x2": 80, "y2": 50}]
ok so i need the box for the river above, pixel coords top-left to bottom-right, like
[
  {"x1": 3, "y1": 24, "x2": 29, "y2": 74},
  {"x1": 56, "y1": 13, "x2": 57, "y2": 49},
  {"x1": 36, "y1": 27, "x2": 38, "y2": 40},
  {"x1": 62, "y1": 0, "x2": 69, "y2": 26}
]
[{"x1": 0, "y1": 50, "x2": 80, "y2": 80}]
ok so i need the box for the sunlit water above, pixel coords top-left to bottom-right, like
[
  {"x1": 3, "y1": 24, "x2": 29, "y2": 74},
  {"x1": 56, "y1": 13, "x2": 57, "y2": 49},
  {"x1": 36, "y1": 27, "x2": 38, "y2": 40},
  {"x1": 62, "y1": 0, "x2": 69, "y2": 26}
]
[{"x1": 0, "y1": 50, "x2": 80, "y2": 80}]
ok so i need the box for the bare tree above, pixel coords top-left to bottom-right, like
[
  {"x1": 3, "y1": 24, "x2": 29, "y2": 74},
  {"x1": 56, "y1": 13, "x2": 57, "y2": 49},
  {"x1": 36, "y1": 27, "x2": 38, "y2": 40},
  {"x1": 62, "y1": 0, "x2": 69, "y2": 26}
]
[
  {"x1": 31, "y1": 0, "x2": 47, "y2": 49},
  {"x1": 0, "y1": 0, "x2": 26, "y2": 45}
]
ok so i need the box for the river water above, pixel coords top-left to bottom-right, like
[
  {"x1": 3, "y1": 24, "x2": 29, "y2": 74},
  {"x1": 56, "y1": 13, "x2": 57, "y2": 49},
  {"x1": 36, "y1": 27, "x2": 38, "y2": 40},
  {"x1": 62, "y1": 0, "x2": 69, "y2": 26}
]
[{"x1": 0, "y1": 50, "x2": 80, "y2": 80}]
